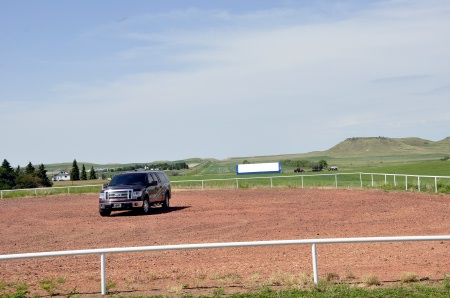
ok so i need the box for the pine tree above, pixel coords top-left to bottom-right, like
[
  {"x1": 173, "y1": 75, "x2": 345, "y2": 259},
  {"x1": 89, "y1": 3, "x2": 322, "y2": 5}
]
[
  {"x1": 71, "y1": 159, "x2": 80, "y2": 181},
  {"x1": 15, "y1": 162, "x2": 39, "y2": 189},
  {"x1": 25, "y1": 162, "x2": 35, "y2": 174},
  {"x1": 89, "y1": 166, "x2": 97, "y2": 180},
  {"x1": 0, "y1": 159, "x2": 16, "y2": 190},
  {"x1": 37, "y1": 164, "x2": 52, "y2": 187},
  {"x1": 1, "y1": 159, "x2": 14, "y2": 173},
  {"x1": 81, "y1": 164, "x2": 87, "y2": 180}
]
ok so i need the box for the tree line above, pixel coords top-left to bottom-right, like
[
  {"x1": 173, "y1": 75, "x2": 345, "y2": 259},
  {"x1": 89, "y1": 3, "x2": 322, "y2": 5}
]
[
  {"x1": 0, "y1": 159, "x2": 100, "y2": 190},
  {"x1": 281, "y1": 159, "x2": 329, "y2": 171},
  {"x1": 0, "y1": 159, "x2": 52, "y2": 190},
  {"x1": 69, "y1": 159, "x2": 97, "y2": 181},
  {"x1": 114, "y1": 162, "x2": 189, "y2": 172}
]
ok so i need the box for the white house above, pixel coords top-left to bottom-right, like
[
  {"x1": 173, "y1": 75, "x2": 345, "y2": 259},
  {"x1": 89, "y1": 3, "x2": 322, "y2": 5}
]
[{"x1": 52, "y1": 170, "x2": 71, "y2": 181}]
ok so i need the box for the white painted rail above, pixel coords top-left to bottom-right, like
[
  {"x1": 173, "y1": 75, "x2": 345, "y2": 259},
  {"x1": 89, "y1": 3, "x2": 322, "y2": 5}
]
[
  {"x1": 2, "y1": 235, "x2": 450, "y2": 295},
  {"x1": 2, "y1": 172, "x2": 450, "y2": 199},
  {"x1": 172, "y1": 172, "x2": 450, "y2": 193}
]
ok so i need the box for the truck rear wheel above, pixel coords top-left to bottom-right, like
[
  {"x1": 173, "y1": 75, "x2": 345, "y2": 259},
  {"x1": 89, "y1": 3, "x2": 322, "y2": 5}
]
[{"x1": 162, "y1": 193, "x2": 170, "y2": 209}]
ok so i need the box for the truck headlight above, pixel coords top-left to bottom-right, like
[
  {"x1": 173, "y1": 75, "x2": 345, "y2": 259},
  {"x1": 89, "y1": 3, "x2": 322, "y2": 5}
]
[
  {"x1": 99, "y1": 192, "x2": 106, "y2": 200},
  {"x1": 132, "y1": 191, "x2": 142, "y2": 199}
]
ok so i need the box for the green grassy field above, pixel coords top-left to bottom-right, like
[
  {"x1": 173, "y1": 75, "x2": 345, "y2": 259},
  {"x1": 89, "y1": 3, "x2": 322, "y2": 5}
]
[
  {"x1": 41, "y1": 136, "x2": 449, "y2": 178},
  {"x1": 3, "y1": 277, "x2": 450, "y2": 297},
  {"x1": 3, "y1": 137, "x2": 447, "y2": 198},
  {"x1": 172, "y1": 159, "x2": 450, "y2": 178}
]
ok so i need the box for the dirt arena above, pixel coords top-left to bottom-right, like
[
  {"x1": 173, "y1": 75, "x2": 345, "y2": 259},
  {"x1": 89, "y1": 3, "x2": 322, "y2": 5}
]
[{"x1": 1, "y1": 188, "x2": 450, "y2": 297}]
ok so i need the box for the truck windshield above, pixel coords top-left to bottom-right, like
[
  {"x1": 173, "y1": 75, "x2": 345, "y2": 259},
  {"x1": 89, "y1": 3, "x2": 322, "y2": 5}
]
[{"x1": 109, "y1": 173, "x2": 147, "y2": 186}]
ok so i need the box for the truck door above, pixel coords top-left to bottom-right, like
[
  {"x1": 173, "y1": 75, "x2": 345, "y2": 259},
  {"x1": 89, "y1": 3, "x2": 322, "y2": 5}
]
[{"x1": 148, "y1": 173, "x2": 164, "y2": 203}]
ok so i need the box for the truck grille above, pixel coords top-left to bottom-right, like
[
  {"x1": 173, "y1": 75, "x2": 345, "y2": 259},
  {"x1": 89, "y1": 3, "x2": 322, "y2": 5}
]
[{"x1": 105, "y1": 189, "x2": 132, "y2": 200}]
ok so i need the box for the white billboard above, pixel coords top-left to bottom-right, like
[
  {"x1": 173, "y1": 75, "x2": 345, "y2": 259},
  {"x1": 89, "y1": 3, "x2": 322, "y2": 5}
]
[{"x1": 236, "y1": 162, "x2": 281, "y2": 175}]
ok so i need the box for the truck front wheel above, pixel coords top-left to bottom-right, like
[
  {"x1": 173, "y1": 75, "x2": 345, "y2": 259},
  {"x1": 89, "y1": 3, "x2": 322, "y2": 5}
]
[
  {"x1": 99, "y1": 209, "x2": 111, "y2": 217},
  {"x1": 142, "y1": 198, "x2": 150, "y2": 214}
]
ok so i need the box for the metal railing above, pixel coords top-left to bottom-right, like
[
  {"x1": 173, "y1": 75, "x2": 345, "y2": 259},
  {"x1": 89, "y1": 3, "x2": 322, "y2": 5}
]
[
  {"x1": 0, "y1": 184, "x2": 103, "y2": 199},
  {"x1": 1, "y1": 235, "x2": 450, "y2": 295},
  {"x1": 2, "y1": 172, "x2": 450, "y2": 199},
  {"x1": 171, "y1": 172, "x2": 450, "y2": 193}
]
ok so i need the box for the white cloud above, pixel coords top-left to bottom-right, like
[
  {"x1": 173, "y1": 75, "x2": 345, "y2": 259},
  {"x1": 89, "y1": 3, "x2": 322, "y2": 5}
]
[{"x1": 2, "y1": 1, "x2": 450, "y2": 165}]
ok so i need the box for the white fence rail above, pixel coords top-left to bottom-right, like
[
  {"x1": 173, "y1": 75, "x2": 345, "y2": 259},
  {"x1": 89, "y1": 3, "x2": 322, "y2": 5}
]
[
  {"x1": 2, "y1": 172, "x2": 450, "y2": 199},
  {"x1": 172, "y1": 172, "x2": 450, "y2": 193},
  {"x1": 1, "y1": 235, "x2": 450, "y2": 295},
  {"x1": 0, "y1": 184, "x2": 103, "y2": 199}
]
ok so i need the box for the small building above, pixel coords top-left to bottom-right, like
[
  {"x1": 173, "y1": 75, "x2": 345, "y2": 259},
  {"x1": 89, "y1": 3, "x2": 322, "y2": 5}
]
[{"x1": 52, "y1": 170, "x2": 71, "y2": 181}]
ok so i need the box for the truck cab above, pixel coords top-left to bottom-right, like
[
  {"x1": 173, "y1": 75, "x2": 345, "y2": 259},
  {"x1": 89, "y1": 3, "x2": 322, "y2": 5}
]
[{"x1": 99, "y1": 171, "x2": 171, "y2": 216}]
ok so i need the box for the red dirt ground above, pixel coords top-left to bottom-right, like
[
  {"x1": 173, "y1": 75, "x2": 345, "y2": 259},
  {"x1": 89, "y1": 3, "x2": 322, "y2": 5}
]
[{"x1": 1, "y1": 188, "x2": 450, "y2": 297}]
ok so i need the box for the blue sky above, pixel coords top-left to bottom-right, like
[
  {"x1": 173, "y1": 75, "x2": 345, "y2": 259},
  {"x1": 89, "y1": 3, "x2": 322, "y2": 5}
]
[{"x1": 1, "y1": 0, "x2": 449, "y2": 166}]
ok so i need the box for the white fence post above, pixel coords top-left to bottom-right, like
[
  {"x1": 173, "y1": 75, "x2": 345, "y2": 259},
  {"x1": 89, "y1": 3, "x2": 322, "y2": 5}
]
[
  {"x1": 335, "y1": 174, "x2": 338, "y2": 189},
  {"x1": 418, "y1": 176, "x2": 421, "y2": 192},
  {"x1": 435, "y1": 177, "x2": 438, "y2": 193},
  {"x1": 312, "y1": 243, "x2": 318, "y2": 284},
  {"x1": 101, "y1": 253, "x2": 107, "y2": 295},
  {"x1": 360, "y1": 173, "x2": 362, "y2": 188}
]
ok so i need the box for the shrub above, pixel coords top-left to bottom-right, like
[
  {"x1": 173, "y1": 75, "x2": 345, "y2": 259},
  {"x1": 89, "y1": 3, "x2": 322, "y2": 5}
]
[
  {"x1": 361, "y1": 274, "x2": 380, "y2": 286},
  {"x1": 400, "y1": 272, "x2": 418, "y2": 283}
]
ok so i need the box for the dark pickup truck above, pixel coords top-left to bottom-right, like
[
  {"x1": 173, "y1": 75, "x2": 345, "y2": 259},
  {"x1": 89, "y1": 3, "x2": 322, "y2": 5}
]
[{"x1": 98, "y1": 171, "x2": 171, "y2": 216}]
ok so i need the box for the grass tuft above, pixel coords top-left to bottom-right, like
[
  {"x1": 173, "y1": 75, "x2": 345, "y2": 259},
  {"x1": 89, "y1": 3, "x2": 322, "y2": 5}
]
[
  {"x1": 361, "y1": 274, "x2": 381, "y2": 286},
  {"x1": 400, "y1": 272, "x2": 419, "y2": 283}
]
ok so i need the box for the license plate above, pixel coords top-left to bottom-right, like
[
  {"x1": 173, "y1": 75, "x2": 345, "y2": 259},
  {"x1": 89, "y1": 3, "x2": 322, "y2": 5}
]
[{"x1": 113, "y1": 203, "x2": 122, "y2": 208}]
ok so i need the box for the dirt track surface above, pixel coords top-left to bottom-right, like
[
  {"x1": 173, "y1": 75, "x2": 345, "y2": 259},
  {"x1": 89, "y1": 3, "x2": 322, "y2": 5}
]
[{"x1": 1, "y1": 188, "x2": 450, "y2": 297}]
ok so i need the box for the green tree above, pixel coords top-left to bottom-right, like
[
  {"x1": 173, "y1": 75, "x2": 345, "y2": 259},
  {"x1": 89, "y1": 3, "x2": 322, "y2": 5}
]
[
  {"x1": 15, "y1": 173, "x2": 40, "y2": 189},
  {"x1": 70, "y1": 159, "x2": 80, "y2": 181},
  {"x1": 0, "y1": 167, "x2": 13, "y2": 190},
  {"x1": 89, "y1": 166, "x2": 97, "y2": 180},
  {"x1": 318, "y1": 159, "x2": 328, "y2": 170},
  {"x1": 80, "y1": 164, "x2": 87, "y2": 180},
  {"x1": 0, "y1": 159, "x2": 16, "y2": 189},
  {"x1": 36, "y1": 164, "x2": 53, "y2": 187},
  {"x1": 311, "y1": 159, "x2": 328, "y2": 171},
  {"x1": 15, "y1": 165, "x2": 21, "y2": 175},
  {"x1": 2, "y1": 159, "x2": 14, "y2": 173},
  {"x1": 25, "y1": 162, "x2": 35, "y2": 175}
]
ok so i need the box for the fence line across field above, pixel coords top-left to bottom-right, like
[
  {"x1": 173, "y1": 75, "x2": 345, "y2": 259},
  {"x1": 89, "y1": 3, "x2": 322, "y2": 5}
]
[
  {"x1": 171, "y1": 172, "x2": 450, "y2": 193},
  {"x1": 1, "y1": 235, "x2": 450, "y2": 295},
  {"x1": 1, "y1": 172, "x2": 450, "y2": 199},
  {"x1": 0, "y1": 184, "x2": 103, "y2": 199}
]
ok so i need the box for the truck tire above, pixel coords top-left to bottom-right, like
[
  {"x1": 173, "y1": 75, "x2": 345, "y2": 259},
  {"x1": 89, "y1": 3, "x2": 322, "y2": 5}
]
[
  {"x1": 99, "y1": 209, "x2": 111, "y2": 217},
  {"x1": 142, "y1": 197, "x2": 150, "y2": 214},
  {"x1": 162, "y1": 193, "x2": 170, "y2": 209}
]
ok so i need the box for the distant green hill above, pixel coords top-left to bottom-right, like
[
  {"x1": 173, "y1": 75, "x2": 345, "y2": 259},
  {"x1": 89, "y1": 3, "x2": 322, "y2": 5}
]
[
  {"x1": 43, "y1": 136, "x2": 449, "y2": 172},
  {"x1": 323, "y1": 137, "x2": 450, "y2": 157}
]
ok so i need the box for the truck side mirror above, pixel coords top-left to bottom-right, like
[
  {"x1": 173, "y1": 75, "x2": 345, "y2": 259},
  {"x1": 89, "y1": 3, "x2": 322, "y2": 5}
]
[{"x1": 149, "y1": 180, "x2": 158, "y2": 186}]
